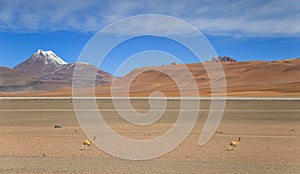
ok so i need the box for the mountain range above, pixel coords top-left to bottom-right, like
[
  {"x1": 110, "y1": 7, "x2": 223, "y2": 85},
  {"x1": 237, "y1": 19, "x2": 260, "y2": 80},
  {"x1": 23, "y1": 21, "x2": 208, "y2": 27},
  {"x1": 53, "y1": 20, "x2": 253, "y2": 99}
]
[
  {"x1": 0, "y1": 49, "x2": 300, "y2": 97},
  {"x1": 0, "y1": 49, "x2": 112, "y2": 92}
]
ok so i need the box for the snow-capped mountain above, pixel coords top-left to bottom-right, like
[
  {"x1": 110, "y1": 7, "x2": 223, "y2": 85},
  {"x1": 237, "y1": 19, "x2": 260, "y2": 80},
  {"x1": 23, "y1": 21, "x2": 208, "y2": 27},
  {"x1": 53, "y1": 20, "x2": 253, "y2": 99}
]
[
  {"x1": 13, "y1": 49, "x2": 67, "y2": 79},
  {"x1": 12, "y1": 49, "x2": 112, "y2": 88},
  {"x1": 30, "y1": 49, "x2": 67, "y2": 65}
]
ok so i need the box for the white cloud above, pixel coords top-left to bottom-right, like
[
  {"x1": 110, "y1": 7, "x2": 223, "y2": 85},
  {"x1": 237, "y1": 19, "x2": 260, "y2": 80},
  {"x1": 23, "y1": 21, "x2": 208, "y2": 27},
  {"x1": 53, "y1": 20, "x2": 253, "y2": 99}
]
[
  {"x1": 0, "y1": 0, "x2": 300, "y2": 37},
  {"x1": 101, "y1": 15, "x2": 199, "y2": 36}
]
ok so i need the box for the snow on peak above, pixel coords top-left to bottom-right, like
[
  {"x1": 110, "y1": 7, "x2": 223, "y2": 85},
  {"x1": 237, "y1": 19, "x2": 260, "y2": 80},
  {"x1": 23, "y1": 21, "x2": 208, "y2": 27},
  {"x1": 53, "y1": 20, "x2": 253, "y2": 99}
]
[{"x1": 33, "y1": 49, "x2": 67, "y2": 65}]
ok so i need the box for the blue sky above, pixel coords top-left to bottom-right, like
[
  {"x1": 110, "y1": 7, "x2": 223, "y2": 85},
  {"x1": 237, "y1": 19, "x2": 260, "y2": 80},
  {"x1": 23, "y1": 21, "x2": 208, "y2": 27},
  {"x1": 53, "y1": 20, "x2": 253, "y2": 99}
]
[{"x1": 0, "y1": 0, "x2": 300, "y2": 76}]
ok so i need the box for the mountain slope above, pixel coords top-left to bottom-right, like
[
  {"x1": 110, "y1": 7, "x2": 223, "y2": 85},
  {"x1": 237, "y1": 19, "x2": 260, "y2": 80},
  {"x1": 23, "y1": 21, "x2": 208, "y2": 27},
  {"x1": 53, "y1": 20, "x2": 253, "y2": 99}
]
[
  {"x1": 91, "y1": 58, "x2": 300, "y2": 97},
  {"x1": 0, "y1": 67, "x2": 49, "y2": 92},
  {"x1": 40, "y1": 62, "x2": 112, "y2": 87}
]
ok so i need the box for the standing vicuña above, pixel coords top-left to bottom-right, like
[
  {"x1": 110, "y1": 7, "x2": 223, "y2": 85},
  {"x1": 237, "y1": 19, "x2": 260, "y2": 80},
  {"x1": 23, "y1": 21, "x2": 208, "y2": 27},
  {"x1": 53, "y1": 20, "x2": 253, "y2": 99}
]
[
  {"x1": 82, "y1": 136, "x2": 96, "y2": 149},
  {"x1": 228, "y1": 137, "x2": 241, "y2": 151}
]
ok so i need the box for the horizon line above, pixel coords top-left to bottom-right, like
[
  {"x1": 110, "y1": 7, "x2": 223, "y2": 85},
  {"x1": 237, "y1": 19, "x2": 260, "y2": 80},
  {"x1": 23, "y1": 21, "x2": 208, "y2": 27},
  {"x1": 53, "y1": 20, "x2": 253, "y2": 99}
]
[{"x1": 1, "y1": 97, "x2": 300, "y2": 100}]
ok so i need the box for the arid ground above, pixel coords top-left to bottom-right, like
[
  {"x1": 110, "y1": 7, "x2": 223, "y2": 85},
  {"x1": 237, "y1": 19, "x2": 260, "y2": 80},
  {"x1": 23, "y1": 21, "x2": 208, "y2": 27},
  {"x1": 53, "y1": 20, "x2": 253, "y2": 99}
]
[{"x1": 0, "y1": 98, "x2": 300, "y2": 173}]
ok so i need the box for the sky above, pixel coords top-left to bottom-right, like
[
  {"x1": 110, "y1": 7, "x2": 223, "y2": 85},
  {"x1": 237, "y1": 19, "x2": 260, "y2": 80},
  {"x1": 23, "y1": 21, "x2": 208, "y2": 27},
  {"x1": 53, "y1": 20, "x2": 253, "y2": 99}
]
[{"x1": 0, "y1": 0, "x2": 300, "y2": 76}]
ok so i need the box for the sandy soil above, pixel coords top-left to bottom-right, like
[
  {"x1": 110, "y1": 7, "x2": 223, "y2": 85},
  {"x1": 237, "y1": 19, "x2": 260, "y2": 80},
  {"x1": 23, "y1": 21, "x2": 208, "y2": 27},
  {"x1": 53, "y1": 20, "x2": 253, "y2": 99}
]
[{"x1": 0, "y1": 98, "x2": 300, "y2": 173}]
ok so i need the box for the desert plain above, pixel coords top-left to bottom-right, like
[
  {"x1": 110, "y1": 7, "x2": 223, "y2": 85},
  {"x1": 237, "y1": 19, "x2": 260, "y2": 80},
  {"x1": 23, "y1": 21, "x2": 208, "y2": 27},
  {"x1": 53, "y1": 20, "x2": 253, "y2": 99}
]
[{"x1": 0, "y1": 98, "x2": 299, "y2": 174}]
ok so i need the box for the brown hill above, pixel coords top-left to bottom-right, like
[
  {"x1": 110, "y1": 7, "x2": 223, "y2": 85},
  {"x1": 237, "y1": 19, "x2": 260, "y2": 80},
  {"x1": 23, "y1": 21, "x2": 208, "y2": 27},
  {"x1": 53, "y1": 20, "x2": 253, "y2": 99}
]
[
  {"x1": 115, "y1": 58, "x2": 300, "y2": 97},
  {"x1": 0, "y1": 67, "x2": 54, "y2": 92},
  {"x1": 1, "y1": 58, "x2": 300, "y2": 97}
]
